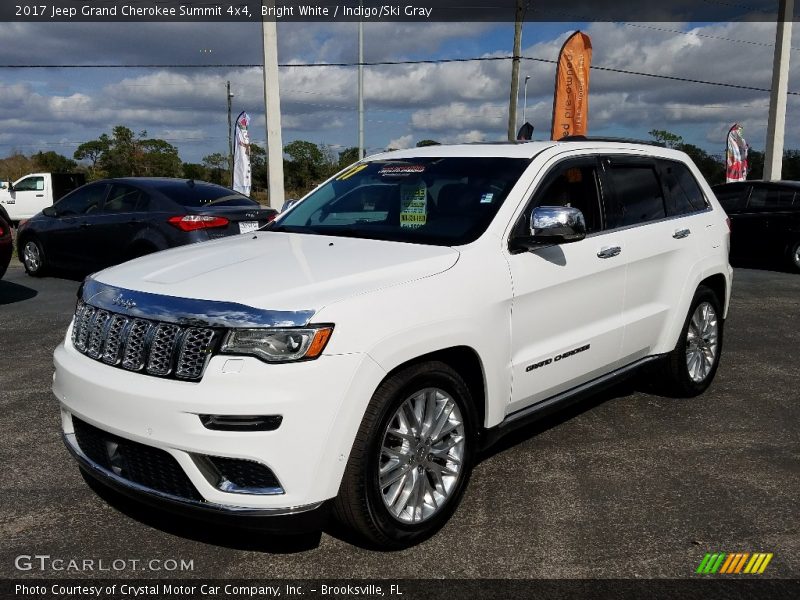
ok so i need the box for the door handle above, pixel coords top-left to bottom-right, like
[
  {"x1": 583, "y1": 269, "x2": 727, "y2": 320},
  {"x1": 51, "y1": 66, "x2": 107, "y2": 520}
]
[
  {"x1": 597, "y1": 246, "x2": 622, "y2": 259},
  {"x1": 79, "y1": 222, "x2": 92, "y2": 228},
  {"x1": 673, "y1": 228, "x2": 691, "y2": 239},
  {"x1": 36, "y1": 194, "x2": 44, "y2": 198}
]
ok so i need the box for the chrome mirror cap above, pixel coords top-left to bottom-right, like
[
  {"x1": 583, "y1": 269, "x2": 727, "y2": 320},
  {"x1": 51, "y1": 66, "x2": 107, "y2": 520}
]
[{"x1": 530, "y1": 206, "x2": 587, "y2": 243}]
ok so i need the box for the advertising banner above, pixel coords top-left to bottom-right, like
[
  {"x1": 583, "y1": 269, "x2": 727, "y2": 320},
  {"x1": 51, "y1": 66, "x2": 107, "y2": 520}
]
[
  {"x1": 233, "y1": 111, "x2": 252, "y2": 196},
  {"x1": 550, "y1": 31, "x2": 592, "y2": 140},
  {"x1": 726, "y1": 124, "x2": 749, "y2": 183}
]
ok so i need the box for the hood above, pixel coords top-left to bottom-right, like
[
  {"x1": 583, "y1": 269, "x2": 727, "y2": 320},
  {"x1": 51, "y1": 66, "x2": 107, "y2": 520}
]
[{"x1": 94, "y1": 232, "x2": 460, "y2": 313}]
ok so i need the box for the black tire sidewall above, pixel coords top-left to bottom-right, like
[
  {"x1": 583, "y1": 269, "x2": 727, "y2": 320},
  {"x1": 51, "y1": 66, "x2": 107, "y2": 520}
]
[
  {"x1": 788, "y1": 240, "x2": 800, "y2": 272},
  {"x1": 673, "y1": 287, "x2": 724, "y2": 395},
  {"x1": 361, "y1": 364, "x2": 477, "y2": 545}
]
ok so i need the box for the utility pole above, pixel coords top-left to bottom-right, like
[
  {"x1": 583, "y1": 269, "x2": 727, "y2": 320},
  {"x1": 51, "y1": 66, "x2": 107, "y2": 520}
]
[
  {"x1": 261, "y1": 3, "x2": 285, "y2": 209},
  {"x1": 227, "y1": 81, "x2": 234, "y2": 187},
  {"x1": 764, "y1": 0, "x2": 794, "y2": 181},
  {"x1": 507, "y1": 0, "x2": 526, "y2": 141},
  {"x1": 358, "y1": 4, "x2": 365, "y2": 159}
]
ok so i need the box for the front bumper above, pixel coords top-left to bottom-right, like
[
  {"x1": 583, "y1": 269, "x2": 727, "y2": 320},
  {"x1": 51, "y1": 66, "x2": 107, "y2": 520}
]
[{"x1": 54, "y1": 338, "x2": 387, "y2": 516}]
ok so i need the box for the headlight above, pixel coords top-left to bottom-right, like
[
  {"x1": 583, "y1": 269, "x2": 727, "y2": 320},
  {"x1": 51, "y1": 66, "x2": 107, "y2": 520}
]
[{"x1": 221, "y1": 326, "x2": 333, "y2": 363}]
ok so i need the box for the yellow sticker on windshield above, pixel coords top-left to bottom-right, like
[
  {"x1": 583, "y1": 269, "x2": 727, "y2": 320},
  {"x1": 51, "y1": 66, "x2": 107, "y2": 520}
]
[
  {"x1": 400, "y1": 182, "x2": 427, "y2": 228},
  {"x1": 336, "y1": 164, "x2": 368, "y2": 181}
]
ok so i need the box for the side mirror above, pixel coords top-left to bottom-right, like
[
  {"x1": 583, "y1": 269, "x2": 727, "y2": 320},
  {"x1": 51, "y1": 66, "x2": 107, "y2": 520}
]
[
  {"x1": 42, "y1": 206, "x2": 57, "y2": 217},
  {"x1": 511, "y1": 206, "x2": 587, "y2": 251}
]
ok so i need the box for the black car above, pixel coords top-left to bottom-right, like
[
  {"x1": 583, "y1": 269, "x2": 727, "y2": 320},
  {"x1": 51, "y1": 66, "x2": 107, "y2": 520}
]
[
  {"x1": 0, "y1": 213, "x2": 11, "y2": 279},
  {"x1": 712, "y1": 180, "x2": 800, "y2": 272},
  {"x1": 16, "y1": 178, "x2": 277, "y2": 276}
]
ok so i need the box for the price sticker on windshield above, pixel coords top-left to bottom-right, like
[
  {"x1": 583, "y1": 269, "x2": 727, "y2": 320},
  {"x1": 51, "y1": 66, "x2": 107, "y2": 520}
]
[{"x1": 400, "y1": 182, "x2": 428, "y2": 229}]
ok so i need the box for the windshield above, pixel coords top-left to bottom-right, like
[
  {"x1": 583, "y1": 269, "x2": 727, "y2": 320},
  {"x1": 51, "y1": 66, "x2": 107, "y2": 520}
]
[{"x1": 274, "y1": 157, "x2": 530, "y2": 245}]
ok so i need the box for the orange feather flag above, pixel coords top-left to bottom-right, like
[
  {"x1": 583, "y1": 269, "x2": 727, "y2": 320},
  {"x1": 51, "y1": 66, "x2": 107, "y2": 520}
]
[{"x1": 551, "y1": 31, "x2": 592, "y2": 140}]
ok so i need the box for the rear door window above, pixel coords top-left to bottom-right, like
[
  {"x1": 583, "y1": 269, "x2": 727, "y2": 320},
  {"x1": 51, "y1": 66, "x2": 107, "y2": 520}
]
[
  {"x1": 660, "y1": 161, "x2": 709, "y2": 216},
  {"x1": 103, "y1": 184, "x2": 149, "y2": 213},
  {"x1": 604, "y1": 161, "x2": 667, "y2": 228}
]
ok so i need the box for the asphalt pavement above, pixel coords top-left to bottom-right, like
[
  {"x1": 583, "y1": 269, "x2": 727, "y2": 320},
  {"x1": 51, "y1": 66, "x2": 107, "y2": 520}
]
[{"x1": 1, "y1": 262, "x2": 797, "y2": 580}]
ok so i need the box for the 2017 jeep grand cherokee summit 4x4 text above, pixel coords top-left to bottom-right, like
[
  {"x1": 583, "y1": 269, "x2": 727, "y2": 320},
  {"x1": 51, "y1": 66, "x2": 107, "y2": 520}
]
[{"x1": 53, "y1": 141, "x2": 732, "y2": 548}]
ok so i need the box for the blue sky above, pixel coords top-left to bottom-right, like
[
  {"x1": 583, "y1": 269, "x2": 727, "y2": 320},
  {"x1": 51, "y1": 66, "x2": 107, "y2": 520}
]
[{"x1": 1, "y1": 20, "x2": 799, "y2": 166}]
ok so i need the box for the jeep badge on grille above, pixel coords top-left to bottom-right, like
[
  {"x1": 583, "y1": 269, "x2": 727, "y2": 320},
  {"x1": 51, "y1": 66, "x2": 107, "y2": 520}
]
[{"x1": 112, "y1": 294, "x2": 136, "y2": 310}]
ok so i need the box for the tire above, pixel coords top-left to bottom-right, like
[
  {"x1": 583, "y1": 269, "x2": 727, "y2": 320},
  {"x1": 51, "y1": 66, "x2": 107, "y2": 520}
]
[
  {"x1": 333, "y1": 361, "x2": 478, "y2": 548},
  {"x1": 787, "y1": 240, "x2": 800, "y2": 273},
  {"x1": 21, "y1": 237, "x2": 47, "y2": 277},
  {"x1": 658, "y1": 286, "x2": 724, "y2": 397}
]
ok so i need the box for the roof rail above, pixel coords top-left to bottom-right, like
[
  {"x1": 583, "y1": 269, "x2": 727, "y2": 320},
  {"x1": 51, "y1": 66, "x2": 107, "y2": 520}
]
[{"x1": 558, "y1": 135, "x2": 666, "y2": 148}]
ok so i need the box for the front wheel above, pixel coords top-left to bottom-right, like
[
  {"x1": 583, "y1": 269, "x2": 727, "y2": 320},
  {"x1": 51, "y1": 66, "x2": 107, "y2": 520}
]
[
  {"x1": 333, "y1": 361, "x2": 477, "y2": 548},
  {"x1": 658, "y1": 286, "x2": 724, "y2": 397},
  {"x1": 21, "y1": 238, "x2": 47, "y2": 277}
]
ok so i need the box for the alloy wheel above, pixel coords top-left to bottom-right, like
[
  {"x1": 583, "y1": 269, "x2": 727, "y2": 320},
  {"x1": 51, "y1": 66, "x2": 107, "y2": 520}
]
[
  {"x1": 378, "y1": 387, "x2": 465, "y2": 524},
  {"x1": 685, "y1": 301, "x2": 719, "y2": 383},
  {"x1": 23, "y1": 241, "x2": 41, "y2": 272}
]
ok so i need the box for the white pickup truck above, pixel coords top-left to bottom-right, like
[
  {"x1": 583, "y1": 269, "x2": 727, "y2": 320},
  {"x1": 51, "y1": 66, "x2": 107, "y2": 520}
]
[{"x1": 0, "y1": 172, "x2": 85, "y2": 225}]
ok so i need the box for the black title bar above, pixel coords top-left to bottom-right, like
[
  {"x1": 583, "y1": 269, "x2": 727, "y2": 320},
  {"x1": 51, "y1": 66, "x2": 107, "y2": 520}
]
[{"x1": 0, "y1": 0, "x2": 795, "y2": 22}]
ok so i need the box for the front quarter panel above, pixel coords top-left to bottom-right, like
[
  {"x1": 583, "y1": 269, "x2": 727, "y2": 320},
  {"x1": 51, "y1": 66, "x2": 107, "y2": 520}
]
[{"x1": 315, "y1": 238, "x2": 514, "y2": 428}]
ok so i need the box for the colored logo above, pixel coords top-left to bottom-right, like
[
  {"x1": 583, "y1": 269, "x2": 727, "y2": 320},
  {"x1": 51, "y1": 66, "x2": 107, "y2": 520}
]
[{"x1": 696, "y1": 552, "x2": 773, "y2": 574}]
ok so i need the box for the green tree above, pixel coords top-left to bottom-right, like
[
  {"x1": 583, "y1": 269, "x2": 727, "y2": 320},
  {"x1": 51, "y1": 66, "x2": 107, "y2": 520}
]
[
  {"x1": 249, "y1": 144, "x2": 268, "y2": 191},
  {"x1": 182, "y1": 163, "x2": 208, "y2": 181},
  {"x1": 0, "y1": 153, "x2": 38, "y2": 182},
  {"x1": 338, "y1": 146, "x2": 359, "y2": 168},
  {"x1": 747, "y1": 150, "x2": 764, "y2": 180},
  {"x1": 32, "y1": 151, "x2": 78, "y2": 173},
  {"x1": 676, "y1": 143, "x2": 725, "y2": 185},
  {"x1": 202, "y1": 153, "x2": 228, "y2": 185},
  {"x1": 74, "y1": 126, "x2": 182, "y2": 178},
  {"x1": 648, "y1": 129, "x2": 683, "y2": 149},
  {"x1": 283, "y1": 140, "x2": 328, "y2": 193},
  {"x1": 416, "y1": 139, "x2": 441, "y2": 147}
]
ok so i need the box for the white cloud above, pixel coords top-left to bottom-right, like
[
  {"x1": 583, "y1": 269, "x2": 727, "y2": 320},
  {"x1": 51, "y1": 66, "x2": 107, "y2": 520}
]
[{"x1": 387, "y1": 134, "x2": 413, "y2": 149}]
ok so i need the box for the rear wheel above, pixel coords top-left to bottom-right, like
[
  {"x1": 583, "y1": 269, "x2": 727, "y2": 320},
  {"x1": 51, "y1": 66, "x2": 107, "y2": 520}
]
[
  {"x1": 658, "y1": 286, "x2": 723, "y2": 397},
  {"x1": 333, "y1": 361, "x2": 477, "y2": 548},
  {"x1": 21, "y1": 237, "x2": 47, "y2": 277},
  {"x1": 787, "y1": 240, "x2": 800, "y2": 273}
]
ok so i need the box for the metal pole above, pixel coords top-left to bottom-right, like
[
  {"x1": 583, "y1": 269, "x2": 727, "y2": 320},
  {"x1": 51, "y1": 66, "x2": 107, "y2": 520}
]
[
  {"x1": 522, "y1": 75, "x2": 530, "y2": 125},
  {"x1": 764, "y1": 0, "x2": 794, "y2": 181},
  {"x1": 358, "y1": 7, "x2": 365, "y2": 159},
  {"x1": 261, "y1": 4, "x2": 285, "y2": 209},
  {"x1": 507, "y1": 0, "x2": 525, "y2": 141},
  {"x1": 227, "y1": 81, "x2": 233, "y2": 187}
]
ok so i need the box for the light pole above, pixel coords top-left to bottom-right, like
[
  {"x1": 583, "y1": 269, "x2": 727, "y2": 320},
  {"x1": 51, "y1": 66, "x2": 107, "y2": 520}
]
[
  {"x1": 358, "y1": 3, "x2": 364, "y2": 159},
  {"x1": 522, "y1": 75, "x2": 530, "y2": 126},
  {"x1": 227, "y1": 81, "x2": 234, "y2": 187}
]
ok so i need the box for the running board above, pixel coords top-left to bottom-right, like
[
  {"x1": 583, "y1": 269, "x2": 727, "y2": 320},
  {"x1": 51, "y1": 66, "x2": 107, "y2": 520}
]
[{"x1": 481, "y1": 355, "x2": 663, "y2": 450}]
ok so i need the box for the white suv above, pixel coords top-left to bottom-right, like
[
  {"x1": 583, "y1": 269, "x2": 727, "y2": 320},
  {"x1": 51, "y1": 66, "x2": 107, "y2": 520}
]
[{"x1": 53, "y1": 141, "x2": 732, "y2": 547}]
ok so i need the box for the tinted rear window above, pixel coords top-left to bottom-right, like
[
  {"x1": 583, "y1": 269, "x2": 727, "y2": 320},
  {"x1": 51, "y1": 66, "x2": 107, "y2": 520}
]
[
  {"x1": 661, "y1": 161, "x2": 708, "y2": 215},
  {"x1": 606, "y1": 164, "x2": 666, "y2": 228},
  {"x1": 154, "y1": 181, "x2": 257, "y2": 207},
  {"x1": 713, "y1": 186, "x2": 748, "y2": 212}
]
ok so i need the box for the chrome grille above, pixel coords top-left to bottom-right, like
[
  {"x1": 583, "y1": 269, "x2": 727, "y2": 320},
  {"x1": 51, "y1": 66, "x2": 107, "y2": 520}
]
[
  {"x1": 71, "y1": 301, "x2": 218, "y2": 381},
  {"x1": 177, "y1": 328, "x2": 216, "y2": 379},
  {"x1": 146, "y1": 324, "x2": 182, "y2": 376}
]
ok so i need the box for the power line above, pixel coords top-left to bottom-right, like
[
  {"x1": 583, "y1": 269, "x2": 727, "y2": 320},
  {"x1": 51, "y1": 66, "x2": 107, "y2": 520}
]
[{"x1": 1, "y1": 55, "x2": 794, "y2": 97}]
